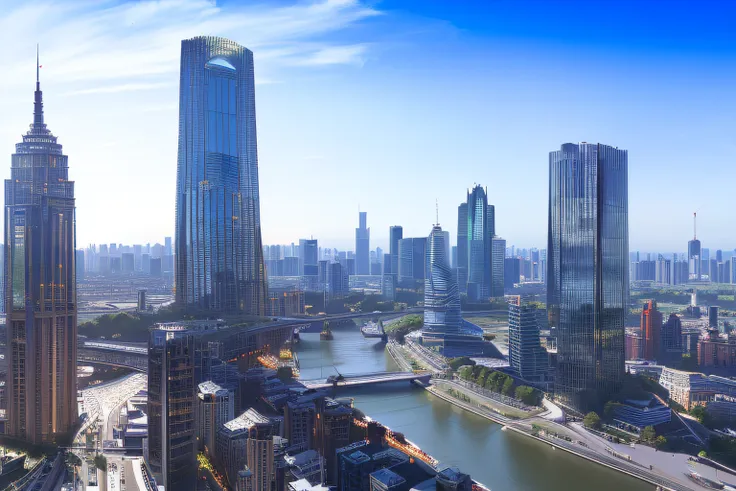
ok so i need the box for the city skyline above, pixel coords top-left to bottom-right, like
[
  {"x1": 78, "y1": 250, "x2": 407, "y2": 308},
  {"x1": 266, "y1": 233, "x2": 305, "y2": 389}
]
[{"x1": 2, "y1": 1, "x2": 736, "y2": 250}]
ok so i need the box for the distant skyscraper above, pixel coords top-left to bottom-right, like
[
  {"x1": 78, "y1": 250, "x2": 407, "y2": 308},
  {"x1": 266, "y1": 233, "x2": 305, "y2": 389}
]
[
  {"x1": 491, "y1": 237, "x2": 505, "y2": 297},
  {"x1": 5, "y1": 58, "x2": 77, "y2": 443},
  {"x1": 389, "y1": 226, "x2": 403, "y2": 275},
  {"x1": 148, "y1": 325, "x2": 197, "y2": 490},
  {"x1": 398, "y1": 237, "x2": 427, "y2": 285},
  {"x1": 462, "y1": 185, "x2": 495, "y2": 301},
  {"x1": 174, "y1": 36, "x2": 267, "y2": 314},
  {"x1": 508, "y1": 296, "x2": 549, "y2": 383},
  {"x1": 355, "y1": 212, "x2": 370, "y2": 274},
  {"x1": 641, "y1": 300, "x2": 663, "y2": 361},
  {"x1": 547, "y1": 143, "x2": 628, "y2": 411},
  {"x1": 688, "y1": 213, "x2": 702, "y2": 281},
  {"x1": 456, "y1": 203, "x2": 468, "y2": 293},
  {"x1": 299, "y1": 239, "x2": 318, "y2": 276},
  {"x1": 422, "y1": 225, "x2": 463, "y2": 343}
]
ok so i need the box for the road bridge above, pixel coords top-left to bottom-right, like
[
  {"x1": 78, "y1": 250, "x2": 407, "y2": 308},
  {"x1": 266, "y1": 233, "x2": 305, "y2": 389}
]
[{"x1": 301, "y1": 371, "x2": 431, "y2": 390}]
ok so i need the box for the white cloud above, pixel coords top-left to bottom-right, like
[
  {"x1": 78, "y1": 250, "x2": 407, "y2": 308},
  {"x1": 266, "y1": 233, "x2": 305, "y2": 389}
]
[{"x1": 0, "y1": 0, "x2": 381, "y2": 91}]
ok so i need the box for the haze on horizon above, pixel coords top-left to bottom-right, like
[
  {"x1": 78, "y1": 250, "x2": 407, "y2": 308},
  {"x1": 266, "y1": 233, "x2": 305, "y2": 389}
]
[{"x1": 1, "y1": 0, "x2": 734, "y2": 252}]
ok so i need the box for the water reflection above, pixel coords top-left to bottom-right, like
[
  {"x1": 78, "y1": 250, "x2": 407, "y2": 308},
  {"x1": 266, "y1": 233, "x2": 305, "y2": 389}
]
[{"x1": 295, "y1": 322, "x2": 653, "y2": 491}]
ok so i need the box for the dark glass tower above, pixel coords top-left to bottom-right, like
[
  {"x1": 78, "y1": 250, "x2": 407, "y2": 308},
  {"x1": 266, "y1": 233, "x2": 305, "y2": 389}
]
[
  {"x1": 148, "y1": 325, "x2": 196, "y2": 491},
  {"x1": 175, "y1": 36, "x2": 267, "y2": 314},
  {"x1": 5, "y1": 55, "x2": 77, "y2": 444},
  {"x1": 547, "y1": 143, "x2": 628, "y2": 412},
  {"x1": 355, "y1": 212, "x2": 370, "y2": 275}
]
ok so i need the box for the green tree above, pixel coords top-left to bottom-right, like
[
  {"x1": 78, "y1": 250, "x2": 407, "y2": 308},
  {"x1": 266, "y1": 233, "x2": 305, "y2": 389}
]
[
  {"x1": 690, "y1": 405, "x2": 707, "y2": 424},
  {"x1": 502, "y1": 376, "x2": 514, "y2": 397},
  {"x1": 604, "y1": 401, "x2": 622, "y2": 421},
  {"x1": 515, "y1": 386, "x2": 540, "y2": 406},
  {"x1": 698, "y1": 450, "x2": 708, "y2": 458},
  {"x1": 641, "y1": 425, "x2": 656, "y2": 443},
  {"x1": 94, "y1": 454, "x2": 107, "y2": 471},
  {"x1": 655, "y1": 435, "x2": 667, "y2": 449},
  {"x1": 583, "y1": 411, "x2": 601, "y2": 430},
  {"x1": 459, "y1": 366, "x2": 473, "y2": 381},
  {"x1": 449, "y1": 357, "x2": 475, "y2": 371}
]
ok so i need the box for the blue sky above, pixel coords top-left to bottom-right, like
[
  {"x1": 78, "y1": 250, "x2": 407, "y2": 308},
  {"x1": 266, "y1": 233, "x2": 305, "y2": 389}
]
[{"x1": 1, "y1": 0, "x2": 735, "y2": 252}]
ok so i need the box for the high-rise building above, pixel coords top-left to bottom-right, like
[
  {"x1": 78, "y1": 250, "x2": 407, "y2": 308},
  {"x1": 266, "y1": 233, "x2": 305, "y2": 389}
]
[
  {"x1": 504, "y1": 257, "x2": 521, "y2": 289},
  {"x1": 422, "y1": 225, "x2": 463, "y2": 343},
  {"x1": 688, "y1": 213, "x2": 702, "y2": 281},
  {"x1": 5, "y1": 59, "x2": 77, "y2": 443},
  {"x1": 459, "y1": 186, "x2": 495, "y2": 301},
  {"x1": 456, "y1": 203, "x2": 468, "y2": 293},
  {"x1": 661, "y1": 314, "x2": 683, "y2": 367},
  {"x1": 76, "y1": 249, "x2": 85, "y2": 282},
  {"x1": 299, "y1": 239, "x2": 318, "y2": 276},
  {"x1": 398, "y1": 237, "x2": 427, "y2": 285},
  {"x1": 148, "y1": 325, "x2": 197, "y2": 490},
  {"x1": 641, "y1": 301, "x2": 663, "y2": 361},
  {"x1": 174, "y1": 36, "x2": 267, "y2": 314},
  {"x1": 196, "y1": 381, "x2": 234, "y2": 459},
  {"x1": 547, "y1": 143, "x2": 628, "y2": 411},
  {"x1": 355, "y1": 212, "x2": 370, "y2": 275},
  {"x1": 491, "y1": 237, "x2": 506, "y2": 297},
  {"x1": 217, "y1": 409, "x2": 278, "y2": 490},
  {"x1": 508, "y1": 297, "x2": 549, "y2": 384},
  {"x1": 389, "y1": 226, "x2": 403, "y2": 274}
]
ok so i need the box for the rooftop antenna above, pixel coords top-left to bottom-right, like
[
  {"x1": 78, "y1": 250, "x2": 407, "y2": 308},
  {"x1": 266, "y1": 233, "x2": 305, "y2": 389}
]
[
  {"x1": 693, "y1": 212, "x2": 697, "y2": 240},
  {"x1": 36, "y1": 44, "x2": 40, "y2": 86},
  {"x1": 435, "y1": 199, "x2": 439, "y2": 226}
]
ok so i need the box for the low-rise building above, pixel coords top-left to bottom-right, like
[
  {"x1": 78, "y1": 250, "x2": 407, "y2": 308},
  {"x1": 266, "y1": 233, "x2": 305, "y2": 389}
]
[{"x1": 612, "y1": 397, "x2": 672, "y2": 431}]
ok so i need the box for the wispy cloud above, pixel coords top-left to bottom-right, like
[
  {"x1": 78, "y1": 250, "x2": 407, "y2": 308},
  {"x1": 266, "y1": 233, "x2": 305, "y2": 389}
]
[
  {"x1": 0, "y1": 0, "x2": 382, "y2": 93},
  {"x1": 62, "y1": 82, "x2": 173, "y2": 96}
]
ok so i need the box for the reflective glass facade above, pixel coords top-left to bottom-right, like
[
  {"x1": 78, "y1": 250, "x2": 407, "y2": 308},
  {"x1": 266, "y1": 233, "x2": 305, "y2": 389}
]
[
  {"x1": 5, "y1": 69, "x2": 77, "y2": 443},
  {"x1": 175, "y1": 36, "x2": 267, "y2": 314},
  {"x1": 422, "y1": 225, "x2": 462, "y2": 339},
  {"x1": 148, "y1": 327, "x2": 196, "y2": 491},
  {"x1": 547, "y1": 143, "x2": 628, "y2": 412}
]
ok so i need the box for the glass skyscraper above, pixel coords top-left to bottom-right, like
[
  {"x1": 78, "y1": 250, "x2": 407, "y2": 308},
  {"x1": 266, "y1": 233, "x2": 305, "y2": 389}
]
[
  {"x1": 547, "y1": 142, "x2": 628, "y2": 412},
  {"x1": 5, "y1": 59, "x2": 77, "y2": 444},
  {"x1": 175, "y1": 36, "x2": 267, "y2": 314},
  {"x1": 422, "y1": 225, "x2": 462, "y2": 340},
  {"x1": 457, "y1": 185, "x2": 495, "y2": 300},
  {"x1": 355, "y1": 212, "x2": 370, "y2": 275}
]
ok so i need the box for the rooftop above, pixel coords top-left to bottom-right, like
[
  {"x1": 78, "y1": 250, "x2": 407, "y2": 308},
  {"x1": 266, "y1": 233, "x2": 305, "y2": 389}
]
[
  {"x1": 198, "y1": 380, "x2": 229, "y2": 397},
  {"x1": 371, "y1": 468, "x2": 406, "y2": 487},
  {"x1": 223, "y1": 408, "x2": 271, "y2": 433}
]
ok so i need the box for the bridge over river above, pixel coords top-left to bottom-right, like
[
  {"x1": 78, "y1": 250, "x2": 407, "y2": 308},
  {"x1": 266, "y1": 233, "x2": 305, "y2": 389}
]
[{"x1": 300, "y1": 370, "x2": 431, "y2": 390}]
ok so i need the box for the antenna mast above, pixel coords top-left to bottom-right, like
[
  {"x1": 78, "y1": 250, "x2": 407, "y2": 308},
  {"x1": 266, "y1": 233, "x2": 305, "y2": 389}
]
[
  {"x1": 435, "y1": 199, "x2": 439, "y2": 226},
  {"x1": 693, "y1": 212, "x2": 697, "y2": 240}
]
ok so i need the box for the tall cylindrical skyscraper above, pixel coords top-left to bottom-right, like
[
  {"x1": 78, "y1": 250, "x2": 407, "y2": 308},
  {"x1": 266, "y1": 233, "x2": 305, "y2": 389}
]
[
  {"x1": 547, "y1": 142, "x2": 628, "y2": 412},
  {"x1": 175, "y1": 36, "x2": 267, "y2": 314},
  {"x1": 5, "y1": 55, "x2": 77, "y2": 443}
]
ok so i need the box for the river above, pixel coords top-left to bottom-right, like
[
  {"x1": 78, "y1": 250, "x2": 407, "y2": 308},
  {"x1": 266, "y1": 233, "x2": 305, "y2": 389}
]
[{"x1": 295, "y1": 322, "x2": 654, "y2": 491}]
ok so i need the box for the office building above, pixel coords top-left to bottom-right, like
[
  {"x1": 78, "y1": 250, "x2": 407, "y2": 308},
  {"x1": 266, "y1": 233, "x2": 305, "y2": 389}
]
[
  {"x1": 76, "y1": 249, "x2": 85, "y2": 281},
  {"x1": 148, "y1": 325, "x2": 197, "y2": 490},
  {"x1": 491, "y1": 237, "x2": 505, "y2": 297},
  {"x1": 217, "y1": 408, "x2": 278, "y2": 490},
  {"x1": 661, "y1": 314, "x2": 683, "y2": 367},
  {"x1": 423, "y1": 224, "x2": 463, "y2": 342},
  {"x1": 508, "y1": 297, "x2": 549, "y2": 384},
  {"x1": 688, "y1": 213, "x2": 702, "y2": 280},
  {"x1": 5, "y1": 60, "x2": 77, "y2": 443},
  {"x1": 174, "y1": 36, "x2": 267, "y2": 314},
  {"x1": 458, "y1": 185, "x2": 495, "y2": 301},
  {"x1": 547, "y1": 143, "x2": 628, "y2": 411},
  {"x1": 315, "y1": 399, "x2": 353, "y2": 484},
  {"x1": 625, "y1": 328, "x2": 643, "y2": 360},
  {"x1": 196, "y1": 381, "x2": 234, "y2": 459},
  {"x1": 709, "y1": 305, "x2": 720, "y2": 329},
  {"x1": 300, "y1": 239, "x2": 318, "y2": 276},
  {"x1": 389, "y1": 226, "x2": 403, "y2": 275},
  {"x1": 356, "y1": 212, "x2": 370, "y2": 275},
  {"x1": 267, "y1": 288, "x2": 305, "y2": 317},
  {"x1": 456, "y1": 202, "x2": 468, "y2": 293},
  {"x1": 698, "y1": 331, "x2": 736, "y2": 368},
  {"x1": 641, "y1": 301, "x2": 663, "y2": 361},
  {"x1": 398, "y1": 237, "x2": 426, "y2": 286},
  {"x1": 329, "y1": 262, "x2": 349, "y2": 299},
  {"x1": 504, "y1": 257, "x2": 521, "y2": 289}
]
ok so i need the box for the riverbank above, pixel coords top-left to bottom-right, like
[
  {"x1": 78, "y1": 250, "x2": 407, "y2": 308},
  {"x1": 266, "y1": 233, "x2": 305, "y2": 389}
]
[{"x1": 427, "y1": 383, "x2": 694, "y2": 491}]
